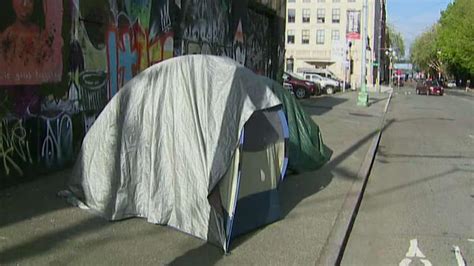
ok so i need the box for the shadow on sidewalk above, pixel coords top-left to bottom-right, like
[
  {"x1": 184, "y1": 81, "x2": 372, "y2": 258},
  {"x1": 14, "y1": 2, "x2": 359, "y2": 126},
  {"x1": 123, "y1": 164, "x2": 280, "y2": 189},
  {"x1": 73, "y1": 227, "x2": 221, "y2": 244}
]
[
  {"x1": 168, "y1": 119, "x2": 396, "y2": 264},
  {"x1": 0, "y1": 169, "x2": 71, "y2": 228},
  {"x1": 0, "y1": 216, "x2": 109, "y2": 264},
  {"x1": 279, "y1": 118, "x2": 395, "y2": 216},
  {"x1": 299, "y1": 96, "x2": 349, "y2": 116},
  {"x1": 368, "y1": 96, "x2": 389, "y2": 106}
]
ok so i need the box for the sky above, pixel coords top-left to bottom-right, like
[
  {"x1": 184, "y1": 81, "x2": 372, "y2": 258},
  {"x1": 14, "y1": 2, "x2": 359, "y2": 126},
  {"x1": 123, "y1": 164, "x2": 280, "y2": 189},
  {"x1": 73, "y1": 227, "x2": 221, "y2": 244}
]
[{"x1": 387, "y1": 0, "x2": 452, "y2": 57}]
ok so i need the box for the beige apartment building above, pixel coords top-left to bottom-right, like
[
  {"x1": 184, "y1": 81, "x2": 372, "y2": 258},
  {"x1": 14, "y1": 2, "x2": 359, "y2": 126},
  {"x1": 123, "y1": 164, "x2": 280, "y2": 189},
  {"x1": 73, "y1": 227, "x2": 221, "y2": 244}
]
[{"x1": 285, "y1": 0, "x2": 386, "y2": 89}]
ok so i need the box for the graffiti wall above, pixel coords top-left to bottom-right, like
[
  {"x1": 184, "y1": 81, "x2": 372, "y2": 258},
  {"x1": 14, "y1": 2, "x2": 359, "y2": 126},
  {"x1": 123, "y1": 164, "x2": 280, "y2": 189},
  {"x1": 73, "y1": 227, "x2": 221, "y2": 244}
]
[
  {"x1": 177, "y1": 0, "x2": 275, "y2": 76},
  {"x1": 0, "y1": 0, "x2": 285, "y2": 187}
]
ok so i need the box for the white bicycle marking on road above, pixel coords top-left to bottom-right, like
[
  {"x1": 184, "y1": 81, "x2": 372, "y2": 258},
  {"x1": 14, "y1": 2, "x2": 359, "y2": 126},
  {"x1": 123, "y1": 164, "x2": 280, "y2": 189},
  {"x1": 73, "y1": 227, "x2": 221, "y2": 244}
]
[
  {"x1": 405, "y1": 239, "x2": 426, "y2": 258},
  {"x1": 453, "y1": 246, "x2": 466, "y2": 266},
  {"x1": 399, "y1": 239, "x2": 432, "y2": 266},
  {"x1": 399, "y1": 258, "x2": 412, "y2": 266},
  {"x1": 399, "y1": 258, "x2": 432, "y2": 266}
]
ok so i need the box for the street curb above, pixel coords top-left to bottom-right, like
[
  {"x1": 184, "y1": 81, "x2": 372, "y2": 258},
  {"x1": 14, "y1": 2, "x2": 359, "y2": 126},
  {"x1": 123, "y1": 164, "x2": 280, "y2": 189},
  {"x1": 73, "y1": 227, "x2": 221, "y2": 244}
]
[{"x1": 316, "y1": 92, "x2": 393, "y2": 266}]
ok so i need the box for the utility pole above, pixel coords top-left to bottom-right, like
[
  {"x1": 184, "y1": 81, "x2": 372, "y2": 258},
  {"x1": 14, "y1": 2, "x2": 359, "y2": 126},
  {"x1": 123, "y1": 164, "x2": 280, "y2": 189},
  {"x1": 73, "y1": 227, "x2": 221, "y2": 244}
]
[
  {"x1": 357, "y1": 0, "x2": 369, "y2": 106},
  {"x1": 376, "y1": 0, "x2": 383, "y2": 92}
]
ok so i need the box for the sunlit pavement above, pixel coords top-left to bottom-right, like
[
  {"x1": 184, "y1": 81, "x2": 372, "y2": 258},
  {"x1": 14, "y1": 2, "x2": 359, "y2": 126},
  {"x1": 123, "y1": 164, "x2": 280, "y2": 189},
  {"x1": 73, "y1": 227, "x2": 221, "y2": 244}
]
[{"x1": 342, "y1": 86, "x2": 473, "y2": 265}]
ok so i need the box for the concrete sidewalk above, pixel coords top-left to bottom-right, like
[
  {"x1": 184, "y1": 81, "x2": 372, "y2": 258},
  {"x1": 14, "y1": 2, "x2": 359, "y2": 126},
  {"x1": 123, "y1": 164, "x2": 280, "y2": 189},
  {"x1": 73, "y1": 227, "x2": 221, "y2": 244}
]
[
  {"x1": 367, "y1": 85, "x2": 393, "y2": 94},
  {"x1": 0, "y1": 91, "x2": 390, "y2": 265}
]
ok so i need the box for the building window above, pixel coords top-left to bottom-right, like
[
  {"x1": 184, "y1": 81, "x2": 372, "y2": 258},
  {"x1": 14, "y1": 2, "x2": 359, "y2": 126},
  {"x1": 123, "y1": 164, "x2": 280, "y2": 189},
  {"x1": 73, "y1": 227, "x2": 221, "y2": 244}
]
[
  {"x1": 302, "y1": 9, "x2": 310, "y2": 23},
  {"x1": 348, "y1": 0, "x2": 355, "y2": 2},
  {"x1": 316, "y1": 30, "x2": 325, "y2": 44},
  {"x1": 288, "y1": 9, "x2": 295, "y2": 23},
  {"x1": 332, "y1": 8, "x2": 340, "y2": 23},
  {"x1": 333, "y1": 0, "x2": 340, "y2": 2},
  {"x1": 302, "y1": 30, "x2": 310, "y2": 44},
  {"x1": 287, "y1": 30, "x2": 295, "y2": 44},
  {"x1": 303, "y1": 0, "x2": 311, "y2": 2},
  {"x1": 286, "y1": 57, "x2": 294, "y2": 72},
  {"x1": 317, "y1": 9, "x2": 325, "y2": 23},
  {"x1": 317, "y1": 0, "x2": 326, "y2": 2},
  {"x1": 331, "y1": 30, "x2": 340, "y2": 40},
  {"x1": 288, "y1": 0, "x2": 295, "y2": 2}
]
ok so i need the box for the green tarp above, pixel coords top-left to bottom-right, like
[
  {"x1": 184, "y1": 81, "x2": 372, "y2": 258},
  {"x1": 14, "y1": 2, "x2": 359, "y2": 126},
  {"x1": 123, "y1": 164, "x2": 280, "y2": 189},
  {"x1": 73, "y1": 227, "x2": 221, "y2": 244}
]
[{"x1": 269, "y1": 79, "x2": 332, "y2": 173}]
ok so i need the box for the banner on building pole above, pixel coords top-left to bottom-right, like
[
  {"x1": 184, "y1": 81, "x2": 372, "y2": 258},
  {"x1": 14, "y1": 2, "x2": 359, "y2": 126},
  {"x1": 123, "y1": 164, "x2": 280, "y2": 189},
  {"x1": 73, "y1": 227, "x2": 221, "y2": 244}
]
[{"x1": 346, "y1": 10, "x2": 361, "y2": 40}]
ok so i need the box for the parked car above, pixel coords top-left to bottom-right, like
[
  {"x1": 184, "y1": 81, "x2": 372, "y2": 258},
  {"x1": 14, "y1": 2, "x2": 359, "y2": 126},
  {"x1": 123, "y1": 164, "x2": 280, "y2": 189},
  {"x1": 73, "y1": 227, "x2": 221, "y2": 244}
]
[
  {"x1": 303, "y1": 73, "x2": 340, "y2": 94},
  {"x1": 282, "y1": 72, "x2": 319, "y2": 99},
  {"x1": 416, "y1": 80, "x2": 444, "y2": 96},
  {"x1": 446, "y1": 80, "x2": 457, "y2": 88}
]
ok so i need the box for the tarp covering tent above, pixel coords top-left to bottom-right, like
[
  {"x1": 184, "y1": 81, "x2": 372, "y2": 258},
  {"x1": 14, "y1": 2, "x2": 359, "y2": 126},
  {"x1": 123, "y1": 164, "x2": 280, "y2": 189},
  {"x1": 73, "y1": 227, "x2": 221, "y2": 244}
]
[
  {"x1": 266, "y1": 78, "x2": 332, "y2": 173},
  {"x1": 67, "y1": 55, "x2": 289, "y2": 252}
]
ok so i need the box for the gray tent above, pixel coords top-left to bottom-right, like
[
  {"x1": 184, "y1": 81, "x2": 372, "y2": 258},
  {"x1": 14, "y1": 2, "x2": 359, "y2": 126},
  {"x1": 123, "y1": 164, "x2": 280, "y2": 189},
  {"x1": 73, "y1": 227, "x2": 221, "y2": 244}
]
[{"x1": 68, "y1": 55, "x2": 289, "y2": 252}]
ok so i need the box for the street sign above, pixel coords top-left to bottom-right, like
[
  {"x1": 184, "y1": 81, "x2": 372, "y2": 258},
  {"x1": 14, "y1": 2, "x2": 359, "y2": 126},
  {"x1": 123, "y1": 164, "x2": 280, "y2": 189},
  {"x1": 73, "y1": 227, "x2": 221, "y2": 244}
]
[
  {"x1": 394, "y1": 63, "x2": 413, "y2": 70},
  {"x1": 373, "y1": 62, "x2": 379, "y2": 67}
]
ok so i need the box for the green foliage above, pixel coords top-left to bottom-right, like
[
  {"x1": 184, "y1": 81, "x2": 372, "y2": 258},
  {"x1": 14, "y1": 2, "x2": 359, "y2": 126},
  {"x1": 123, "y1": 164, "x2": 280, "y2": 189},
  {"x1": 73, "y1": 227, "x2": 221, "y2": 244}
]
[
  {"x1": 410, "y1": 25, "x2": 440, "y2": 74},
  {"x1": 387, "y1": 24, "x2": 405, "y2": 58},
  {"x1": 437, "y1": 0, "x2": 474, "y2": 76},
  {"x1": 410, "y1": 0, "x2": 474, "y2": 77}
]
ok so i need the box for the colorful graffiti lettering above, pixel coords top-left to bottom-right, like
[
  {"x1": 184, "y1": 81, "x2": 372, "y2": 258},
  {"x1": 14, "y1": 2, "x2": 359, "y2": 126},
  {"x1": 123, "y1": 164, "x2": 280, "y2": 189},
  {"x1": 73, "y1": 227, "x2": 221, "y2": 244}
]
[
  {"x1": 0, "y1": 119, "x2": 33, "y2": 176},
  {"x1": 106, "y1": 14, "x2": 174, "y2": 98}
]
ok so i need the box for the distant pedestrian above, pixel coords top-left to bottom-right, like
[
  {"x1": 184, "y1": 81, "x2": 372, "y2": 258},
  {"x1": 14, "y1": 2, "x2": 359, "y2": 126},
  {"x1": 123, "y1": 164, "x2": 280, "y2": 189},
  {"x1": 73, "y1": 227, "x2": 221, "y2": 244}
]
[{"x1": 466, "y1": 80, "x2": 471, "y2": 92}]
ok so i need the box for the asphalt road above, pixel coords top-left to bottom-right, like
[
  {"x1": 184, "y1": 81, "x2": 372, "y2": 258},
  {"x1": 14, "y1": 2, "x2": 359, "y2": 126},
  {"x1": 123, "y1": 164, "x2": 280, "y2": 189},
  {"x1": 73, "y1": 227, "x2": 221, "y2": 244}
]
[
  {"x1": 446, "y1": 88, "x2": 474, "y2": 103},
  {"x1": 342, "y1": 87, "x2": 474, "y2": 265}
]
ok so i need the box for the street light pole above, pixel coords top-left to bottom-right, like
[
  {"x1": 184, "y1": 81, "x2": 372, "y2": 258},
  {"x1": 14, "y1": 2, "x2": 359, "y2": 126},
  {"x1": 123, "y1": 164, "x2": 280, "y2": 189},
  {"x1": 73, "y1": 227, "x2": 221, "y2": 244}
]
[
  {"x1": 385, "y1": 48, "x2": 396, "y2": 88},
  {"x1": 389, "y1": 55, "x2": 392, "y2": 88},
  {"x1": 357, "y1": 0, "x2": 369, "y2": 106},
  {"x1": 376, "y1": 0, "x2": 383, "y2": 92}
]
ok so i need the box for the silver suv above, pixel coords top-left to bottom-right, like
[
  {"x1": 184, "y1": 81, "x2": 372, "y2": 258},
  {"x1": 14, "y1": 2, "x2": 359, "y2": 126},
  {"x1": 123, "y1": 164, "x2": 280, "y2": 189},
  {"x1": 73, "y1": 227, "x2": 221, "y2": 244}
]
[{"x1": 303, "y1": 73, "x2": 340, "y2": 94}]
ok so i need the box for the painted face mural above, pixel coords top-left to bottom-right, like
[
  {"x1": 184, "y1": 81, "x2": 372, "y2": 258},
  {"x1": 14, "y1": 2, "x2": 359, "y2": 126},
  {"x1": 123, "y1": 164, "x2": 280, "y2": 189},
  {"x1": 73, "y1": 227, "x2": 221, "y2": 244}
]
[
  {"x1": 12, "y1": 0, "x2": 35, "y2": 23},
  {"x1": 0, "y1": 0, "x2": 63, "y2": 85}
]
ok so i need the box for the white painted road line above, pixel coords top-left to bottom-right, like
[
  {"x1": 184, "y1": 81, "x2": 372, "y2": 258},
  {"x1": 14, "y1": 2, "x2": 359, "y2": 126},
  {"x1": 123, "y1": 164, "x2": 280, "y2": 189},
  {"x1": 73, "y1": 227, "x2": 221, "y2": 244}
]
[
  {"x1": 453, "y1": 246, "x2": 466, "y2": 266},
  {"x1": 468, "y1": 239, "x2": 474, "y2": 242}
]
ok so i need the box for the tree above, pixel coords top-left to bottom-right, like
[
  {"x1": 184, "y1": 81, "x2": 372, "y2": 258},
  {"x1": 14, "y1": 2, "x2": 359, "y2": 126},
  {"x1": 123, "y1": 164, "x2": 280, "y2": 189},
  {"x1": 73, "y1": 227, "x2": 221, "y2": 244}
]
[
  {"x1": 387, "y1": 24, "x2": 405, "y2": 58},
  {"x1": 411, "y1": 0, "x2": 474, "y2": 80},
  {"x1": 437, "y1": 0, "x2": 474, "y2": 78},
  {"x1": 410, "y1": 25, "x2": 441, "y2": 76}
]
